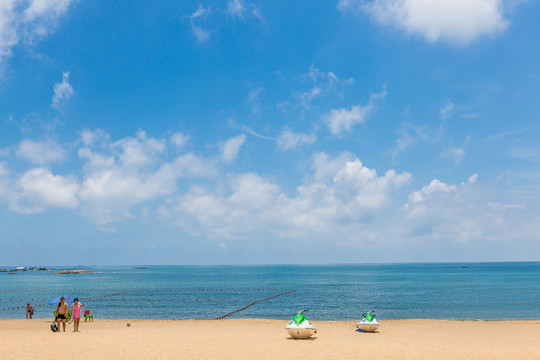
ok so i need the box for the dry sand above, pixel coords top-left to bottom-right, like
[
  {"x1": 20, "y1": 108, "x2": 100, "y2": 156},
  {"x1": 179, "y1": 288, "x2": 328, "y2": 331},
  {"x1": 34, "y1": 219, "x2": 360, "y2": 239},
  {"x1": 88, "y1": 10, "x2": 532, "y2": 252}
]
[{"x1": 1, "y1": 319, "x2": 539, "y2": 359}]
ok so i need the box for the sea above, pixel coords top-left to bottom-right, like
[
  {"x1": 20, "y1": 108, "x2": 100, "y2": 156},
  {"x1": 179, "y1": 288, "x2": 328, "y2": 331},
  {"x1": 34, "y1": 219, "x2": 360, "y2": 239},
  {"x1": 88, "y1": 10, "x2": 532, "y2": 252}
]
[{"x1": 1, "y1": 262, "x2": 539, "y2": 321}]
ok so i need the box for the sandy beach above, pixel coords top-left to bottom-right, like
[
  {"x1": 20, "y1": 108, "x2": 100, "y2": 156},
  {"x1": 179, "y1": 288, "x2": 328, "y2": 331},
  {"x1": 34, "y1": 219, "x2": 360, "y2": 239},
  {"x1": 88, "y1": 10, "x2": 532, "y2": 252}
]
[{"x1": 1, "y1": 319, "x2": 539, "y2": 359}]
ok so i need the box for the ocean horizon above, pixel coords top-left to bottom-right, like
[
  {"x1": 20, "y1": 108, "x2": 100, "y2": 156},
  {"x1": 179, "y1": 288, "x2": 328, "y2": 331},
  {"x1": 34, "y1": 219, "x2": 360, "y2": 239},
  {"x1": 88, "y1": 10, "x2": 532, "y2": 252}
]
[{"x1": 1, "y1": 262, "x2": 539, "y2": 321}]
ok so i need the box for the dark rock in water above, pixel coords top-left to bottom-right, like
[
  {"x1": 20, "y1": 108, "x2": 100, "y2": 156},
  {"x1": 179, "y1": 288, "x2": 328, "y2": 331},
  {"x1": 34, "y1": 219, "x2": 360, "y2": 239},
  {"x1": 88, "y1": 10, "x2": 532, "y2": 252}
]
[{"x1": 8, "y1": 272, "x2": 17, "y2": 275}]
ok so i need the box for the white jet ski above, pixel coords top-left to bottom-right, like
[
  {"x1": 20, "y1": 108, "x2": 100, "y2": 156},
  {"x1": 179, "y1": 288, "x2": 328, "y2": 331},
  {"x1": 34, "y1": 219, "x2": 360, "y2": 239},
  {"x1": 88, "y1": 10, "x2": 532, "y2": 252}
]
[
  {"x1": 286, "y1": 310, "x2": 317, "y2": 339},
  {"x1": 356, "y1": 311, "x2": 379, "y2": 332}
]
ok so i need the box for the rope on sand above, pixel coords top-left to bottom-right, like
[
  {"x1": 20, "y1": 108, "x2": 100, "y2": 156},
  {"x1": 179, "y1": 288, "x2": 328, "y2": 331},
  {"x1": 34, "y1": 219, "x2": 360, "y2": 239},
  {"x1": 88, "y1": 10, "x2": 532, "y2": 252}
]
[{"x1": 195, "y1": 290, "x2": 296, "y2": 320}]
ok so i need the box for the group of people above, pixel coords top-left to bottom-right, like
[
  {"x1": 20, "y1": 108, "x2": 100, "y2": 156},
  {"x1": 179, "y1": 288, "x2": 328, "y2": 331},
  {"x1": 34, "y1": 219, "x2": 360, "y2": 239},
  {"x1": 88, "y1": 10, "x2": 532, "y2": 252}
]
[
  {"x1": 26, "y1": 297, "x2": 88, "y2": 332},
  {"x1": 55, "y1": 297, "x2": 85, "y2": 332}
]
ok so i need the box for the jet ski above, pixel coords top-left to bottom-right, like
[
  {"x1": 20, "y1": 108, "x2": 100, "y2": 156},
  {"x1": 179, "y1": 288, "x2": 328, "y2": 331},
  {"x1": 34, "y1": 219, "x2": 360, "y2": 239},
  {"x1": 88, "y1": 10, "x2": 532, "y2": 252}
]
[
  {"x1": 356, "y1": 311, "x2": 379, "y2": 332},
  {"x1": 286, "y1": 310, "x2": 317, "y2": 339}
]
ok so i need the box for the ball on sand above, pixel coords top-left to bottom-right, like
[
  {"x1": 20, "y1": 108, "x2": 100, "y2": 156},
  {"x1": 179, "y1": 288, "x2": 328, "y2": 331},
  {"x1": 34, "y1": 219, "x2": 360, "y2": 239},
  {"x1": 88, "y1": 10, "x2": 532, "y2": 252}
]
[{"x1": 127, "y1": 322, "x2": 131, "y2": 327}]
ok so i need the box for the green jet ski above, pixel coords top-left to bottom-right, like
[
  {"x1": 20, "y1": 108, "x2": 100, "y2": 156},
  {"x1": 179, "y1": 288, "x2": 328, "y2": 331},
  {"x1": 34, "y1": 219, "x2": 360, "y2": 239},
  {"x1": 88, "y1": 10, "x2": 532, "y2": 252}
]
[
  {"x1": 356, "y1": 311, "x2": 379, "y2": 332},
  {"x1": 286, "y1": 310, "x2": 317, "y2": 339}
]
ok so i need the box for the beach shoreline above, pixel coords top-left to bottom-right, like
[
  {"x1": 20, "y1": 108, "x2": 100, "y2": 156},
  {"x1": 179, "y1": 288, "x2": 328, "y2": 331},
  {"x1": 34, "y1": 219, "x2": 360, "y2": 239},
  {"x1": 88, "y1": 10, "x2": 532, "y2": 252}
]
[{"x1": 1, "y1": 319, "x2": 539, "y2": 359}]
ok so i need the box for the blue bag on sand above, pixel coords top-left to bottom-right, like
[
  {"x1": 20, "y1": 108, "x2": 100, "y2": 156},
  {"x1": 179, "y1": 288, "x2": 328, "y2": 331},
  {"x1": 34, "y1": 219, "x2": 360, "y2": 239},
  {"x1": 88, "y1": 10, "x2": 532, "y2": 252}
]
[{"x1": 50, "y1": 323, "x2": 58, "y2": 332}]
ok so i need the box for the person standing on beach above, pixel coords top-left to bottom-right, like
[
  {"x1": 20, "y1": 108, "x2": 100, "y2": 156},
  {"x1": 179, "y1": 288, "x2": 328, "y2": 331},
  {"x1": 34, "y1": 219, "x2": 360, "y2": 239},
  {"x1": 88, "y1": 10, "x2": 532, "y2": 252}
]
[
  {"x1": 56, "y1": 297, "x2": 69, "y2": 332},
  {"x1": 71, "y1": 298, "x2": 85, "y2": 332},
  {"x1": 25, "y1": 304, "x2": 34, "y2": 319}
]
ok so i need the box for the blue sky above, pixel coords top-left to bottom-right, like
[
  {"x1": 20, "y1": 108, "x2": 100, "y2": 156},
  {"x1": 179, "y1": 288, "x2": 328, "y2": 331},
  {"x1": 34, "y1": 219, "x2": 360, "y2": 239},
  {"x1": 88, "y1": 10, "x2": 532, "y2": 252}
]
[{"x1": 1, "y1": 0, "x2": 539, "y2": 265}]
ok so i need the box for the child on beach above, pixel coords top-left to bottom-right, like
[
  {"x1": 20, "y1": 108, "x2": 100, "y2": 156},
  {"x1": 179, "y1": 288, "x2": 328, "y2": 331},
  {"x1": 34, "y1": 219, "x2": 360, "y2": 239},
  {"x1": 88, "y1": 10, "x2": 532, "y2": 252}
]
[{"x1": 71, "y1": 298, "x2": 85, "y2": 332}]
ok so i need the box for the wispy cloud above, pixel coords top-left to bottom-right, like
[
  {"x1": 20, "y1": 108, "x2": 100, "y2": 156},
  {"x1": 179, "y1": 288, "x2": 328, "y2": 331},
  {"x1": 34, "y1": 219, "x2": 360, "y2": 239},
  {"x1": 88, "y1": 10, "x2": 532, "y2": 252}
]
[
  {"x1": 51, "y1": 71, "x2": 74, "y2": 110},
  {"x1": 246, "y1": 86, "x2": 264, "y2": 114},
  {"x1": 185, "y1": 1, "x2": 262, "y2": 42},
  {"x1": 325, "y1": 85, "x2": 387, "y2": 135},
  {"x1": 295, "y1": 65, "x2": 354, "y2": 108},
  {"x1": 440, "y1": 100, "x2": 454, "y2": 120},
  {"x1": 227, "y1": 0, "x2": 262, "y2": 20},
  {"x1": 0, "y1": 0, "x2": 74, "y2": 75},
  {"x1": 440, "y1": 146, "x2": 466, "y2": 164},
  {"x1": 186, "y1": 4, "x2": 212, "y2": 43}
]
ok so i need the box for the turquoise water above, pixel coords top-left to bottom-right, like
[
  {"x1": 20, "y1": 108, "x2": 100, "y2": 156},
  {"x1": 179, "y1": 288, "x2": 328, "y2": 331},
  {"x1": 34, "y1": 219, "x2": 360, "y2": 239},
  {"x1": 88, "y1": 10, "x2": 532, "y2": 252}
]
[{"x1": 1, "y1": 262, "x2": 539, "y2": 320}]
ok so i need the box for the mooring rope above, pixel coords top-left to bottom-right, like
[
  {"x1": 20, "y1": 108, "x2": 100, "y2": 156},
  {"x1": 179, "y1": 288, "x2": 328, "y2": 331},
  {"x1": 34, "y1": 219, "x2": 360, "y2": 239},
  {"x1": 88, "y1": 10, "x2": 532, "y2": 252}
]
[{"x1": 196, "y1": 289, "x2": 296, "y2": 320}]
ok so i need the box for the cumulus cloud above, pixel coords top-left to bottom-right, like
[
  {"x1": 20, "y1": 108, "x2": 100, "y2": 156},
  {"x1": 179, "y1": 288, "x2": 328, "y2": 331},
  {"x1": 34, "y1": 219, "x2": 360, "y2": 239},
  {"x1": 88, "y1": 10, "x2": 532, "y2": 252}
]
[
  {"x1": 2, "y1": 128, "x2": 539, "y2": 250},
  {"x1": 14, "y1": 167, "x2": 79, "y2": 213},
  {"x1": 276, "y1": 129, "x2": 316, "y2": 151},
  {"x1": 51, "y1": 71, "x2": 74, "y2": 110},
  {"x1": 220, "y1": 134, "x2": 246, "y2": 163},
  {"x1": 325, "y1": 86, "x2": 387, "y2": 134},
  {"x1": 76, "y1": 130, "x2": 216, "y2": 225},
  {"x1": 16, "y1": 139, "x2": 67, "y2": 165},
  {"x1": 0, "y1": 0, "x2": 74, "y2": 73},
  {"x1": 160, "y1": 152, "x2": 411, "y2": 239},
  {"x1": 2, "y1": 129, "x2": 218, "y2": 225},
  {"x1": 407, "y1": 178, "x2": 457, "y2": 206},
  {"x1": 343, "y1": 0, "x2": 510, "y2": 46},
  {"x1": 400, "y1": 173, "x2": 539, "y2": 244}
]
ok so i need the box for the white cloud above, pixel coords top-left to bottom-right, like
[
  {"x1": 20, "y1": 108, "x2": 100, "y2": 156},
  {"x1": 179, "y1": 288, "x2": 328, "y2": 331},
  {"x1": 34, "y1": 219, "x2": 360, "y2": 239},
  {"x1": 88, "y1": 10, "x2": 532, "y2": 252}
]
[
  {"x1": 407, "y1": 179, "x2": 457, "y2": 206},
  {"x1": 349, "y1": 0, "x2": 509, "y2": 46},
  {"x1": 392, "y1": 123, "x2": 440, "y2": 158},
  {"x1": 0, "y1": 163, "x2": 14, "y2": 205},
  {"x1": 23, "y1": 0, "x2": 73, "y2": 23},
  {"x1": 191, "y1": 26, "x2": 210, "y2": 42},
  {"x1": 276, "y1": 129, "x2": 316, "y2": 151},
  {"x1": 220, "y1": 134, "x2": 246, "y2": 163},
  {"x1": 400, "y1": 173, "x2": 538, "y2": 244},
  {"x1": 440, "y1": 146, "x2": 466, "y2": 164},
  {"x1": 14, "y1": 167, "x2": 79, "y2": 213},
  {"x1": 187, "y1": 4, "x2": 211, "y2": 42},
  {"x1": 295, "y1": 65, "x2": 355, "y2": 108},
  {"x1": 0, "y1": 1, "x2": 19, "y2": 62},
  {"x1": 112, "y1": 130, "x2": 165, "y2": 169},
  {"x1": 440, "y1": 100, "x2": 454, "y2": 120},
  {"x1": 170, "y1": 132, "x2": 189, "y2": 148},
  {"x1": 2, "y1": 126, "x2": 539, "y2": 251},
  {"x1": 161, "y1": 153, "x2": 411, "y2": 239},
  {"x1": 247, "y1": 86, "x2": 264, "y2": 114},
  {"x1": 0, "y1": 0, "x2": 74, "y2": 73},
  {"x1": 17, "y1": 139, "x2": 67, "y2": 165},
  {"x1": 325, "y1": 86, "x2": 387, "y2": 134},
  {"x1": 227, "y1": 0, "x2": 262, "y2": 20},
  {"x1": 76, "y1": 130, "x2": 216, "y2": 224},
  {"x1": 227, "y1": 0, "x2": 246, "y2": 18},
  {"x1": 51, "y1": 71, "x2": 74, "y2": 110}
]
